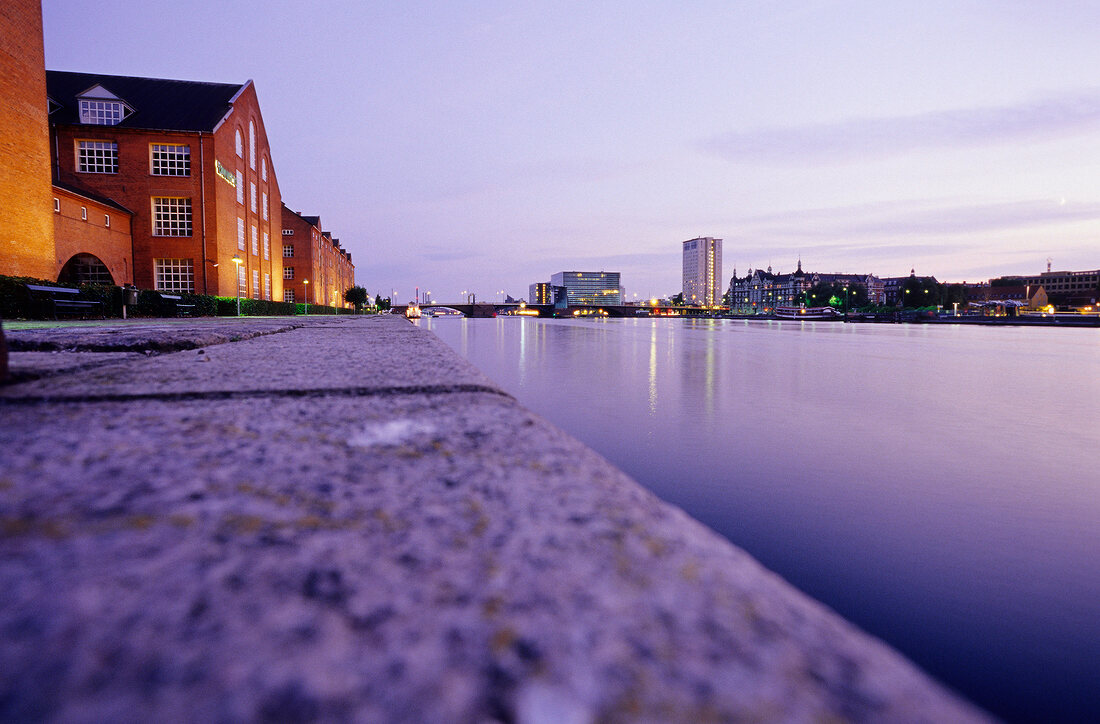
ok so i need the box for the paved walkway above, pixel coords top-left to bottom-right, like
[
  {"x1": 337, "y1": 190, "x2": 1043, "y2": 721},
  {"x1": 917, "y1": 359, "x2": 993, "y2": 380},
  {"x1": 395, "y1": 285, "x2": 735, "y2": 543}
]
[{"x1": 0, "y1": 316, "x2": 988, "y2": 722}]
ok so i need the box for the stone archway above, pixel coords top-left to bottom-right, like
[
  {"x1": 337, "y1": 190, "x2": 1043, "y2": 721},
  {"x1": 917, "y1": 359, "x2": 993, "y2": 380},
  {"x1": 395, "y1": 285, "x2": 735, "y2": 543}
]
[{"x1": 59, "y1": 253, "x2": 114, "y2": 286}]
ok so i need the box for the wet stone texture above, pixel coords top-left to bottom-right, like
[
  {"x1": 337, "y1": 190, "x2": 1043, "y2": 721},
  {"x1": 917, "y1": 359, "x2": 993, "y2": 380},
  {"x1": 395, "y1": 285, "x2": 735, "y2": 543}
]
[{"x1": 0, "y1": 316, "x2": 991, "y2": 723}]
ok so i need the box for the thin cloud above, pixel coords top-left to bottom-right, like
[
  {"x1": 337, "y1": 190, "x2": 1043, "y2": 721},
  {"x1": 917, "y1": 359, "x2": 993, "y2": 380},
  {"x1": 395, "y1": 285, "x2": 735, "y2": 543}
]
[{"x1": 703, "y1": 91, "x2": 1100, "y2": 164}]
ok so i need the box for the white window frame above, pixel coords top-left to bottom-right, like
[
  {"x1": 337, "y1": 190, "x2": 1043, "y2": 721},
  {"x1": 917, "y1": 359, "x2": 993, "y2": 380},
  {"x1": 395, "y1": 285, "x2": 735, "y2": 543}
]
[
  {"x1": 154, "y1": 258, "x2": 195, "y2": 293},
  {"x1": 283, "y1": 289, "x2": 295, "y2": 303},
  {"x1": 53, "y1": 198, "x2": 60, "y2": 213},
  {"x1": 264, "y1": 273, "x2": 271, "y2": 300},
  {"x1": 261, "y1": 157, "x2": 267, "y2": 181},
  {"x1": 237, "y1": 265, "x2": 247, "y2": 296},
  {"x1": 284, "y1": 266, "x2": 294, "y2": 280},
  {"x1": 251, "y1": 225, "x2": 259, "y2": 256},
  {"x1": 236, "y1": 170, "x2": 244, "y2": 204},
  {"x1": 262, "y1": 192, "x2": 268, "y2": 220},
  {"x1": 79, "y1": 99, "x2": 128, "y2": 125},
  {"x1": 150, "y1": 143, "x2": 191, "y2": 176},
  {"x1": 263, "y1": 232, "x2": 270, "y2": 260},
  {"x1": 250, "y1": 182, "x2": 257, "y2": 213},
  {"x1": 252, "y1": 269, "x2": 260, "y2": 299},
  {"x1": 235, "y1": 129, "x2": 243, "y2": 157},
  {"x1": 81, "y1": 206, "x2": 87, "y2": 220},
  {"x1": 237, "y1": 217, "x2": 245, "y2": 250},
  {"x1": 283, "y1": 245, "x2": 294, "y2": 258},
  {"x1": 152, "y1": 197, "x2": 192, "y2": 236},
  {"x1": 249, "y1": 121, "x2": 256, "y2": 170},
  {"x1": 77, "y1": 140, "x2": 118, "y2": 174}
]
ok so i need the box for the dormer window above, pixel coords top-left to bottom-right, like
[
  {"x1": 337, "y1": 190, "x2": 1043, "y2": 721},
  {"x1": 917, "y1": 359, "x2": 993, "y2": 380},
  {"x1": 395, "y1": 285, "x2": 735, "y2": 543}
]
[{"x1": 76, "y1": 85, "x2": 133, "y2": 126}]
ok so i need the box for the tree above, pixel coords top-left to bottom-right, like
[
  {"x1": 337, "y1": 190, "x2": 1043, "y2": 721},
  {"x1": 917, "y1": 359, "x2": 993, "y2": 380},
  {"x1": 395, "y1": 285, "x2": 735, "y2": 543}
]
[
  {"x1": 344, "y1": 286, "x2": 368, "y2": 312},
  {"x1": 670, "y1": 292, "x2": 684, "y2": 306},
  {"x1": 899, "y1": 276, "x2": 941, "y2": 308},
  {"x1": 375, "y1": 295, "x2": 390, "y2": 311},
  {"x1": 802, "y1": 282, "x2": 867, "y2": 310}
]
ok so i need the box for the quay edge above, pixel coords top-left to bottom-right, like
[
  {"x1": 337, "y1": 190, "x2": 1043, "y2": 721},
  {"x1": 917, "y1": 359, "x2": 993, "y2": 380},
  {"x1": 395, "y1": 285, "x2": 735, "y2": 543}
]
[{"x1": 0, "y1": 315, "x2": 992, "y2": 723}]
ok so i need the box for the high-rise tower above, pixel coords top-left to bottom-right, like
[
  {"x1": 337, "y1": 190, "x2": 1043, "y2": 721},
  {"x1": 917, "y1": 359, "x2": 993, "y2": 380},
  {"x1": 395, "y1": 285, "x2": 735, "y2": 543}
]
[{"x1": 682, "y1": 237, "x2": 722, "y2": 306}]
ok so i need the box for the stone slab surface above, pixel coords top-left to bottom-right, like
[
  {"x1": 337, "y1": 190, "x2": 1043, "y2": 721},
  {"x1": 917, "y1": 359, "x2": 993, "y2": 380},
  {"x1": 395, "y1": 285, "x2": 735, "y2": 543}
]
[{"x1": 0, "y1": 316, "x2": 990, "y2": 723}]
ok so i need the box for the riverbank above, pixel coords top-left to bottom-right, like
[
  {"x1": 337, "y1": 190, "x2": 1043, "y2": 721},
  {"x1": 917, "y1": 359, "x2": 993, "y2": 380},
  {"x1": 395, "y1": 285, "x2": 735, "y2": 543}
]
[{"x1": 0, "y1": 316, "x2": 988, "y2": 722}]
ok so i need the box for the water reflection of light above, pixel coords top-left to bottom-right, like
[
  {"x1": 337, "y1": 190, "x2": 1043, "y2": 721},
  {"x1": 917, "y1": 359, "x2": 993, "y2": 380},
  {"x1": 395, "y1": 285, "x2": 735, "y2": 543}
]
[
  {"x1": 518, "y1": 317, "x2": 527, "y2": 386},
  {"x1": 648, "y1": 321, "x2": 658, "y2": 415}
]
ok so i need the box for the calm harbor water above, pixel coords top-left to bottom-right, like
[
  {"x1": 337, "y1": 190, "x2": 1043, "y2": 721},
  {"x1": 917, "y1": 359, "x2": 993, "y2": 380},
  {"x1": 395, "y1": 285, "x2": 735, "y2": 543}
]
[{"x1": 425, "y1": 316, "x2": 1100, "y2": 723}]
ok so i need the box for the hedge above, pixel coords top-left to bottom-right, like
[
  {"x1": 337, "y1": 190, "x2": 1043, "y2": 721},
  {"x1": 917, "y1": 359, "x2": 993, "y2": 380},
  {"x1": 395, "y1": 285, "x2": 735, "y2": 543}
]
[{"x1": 0, "y1": 274, "x2": 356, "y2": 320}]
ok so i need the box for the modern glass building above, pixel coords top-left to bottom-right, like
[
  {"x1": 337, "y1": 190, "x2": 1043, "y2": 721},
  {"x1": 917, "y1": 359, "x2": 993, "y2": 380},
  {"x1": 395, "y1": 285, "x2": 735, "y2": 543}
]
[
  {"x1": 549, "y1": 271, "x2": 622, "y2": 306},
  {"x1": 682, "y1": 237, "x2": 722, "y2": 306},
  {"x1": 528, "y1": 282, "x2": 552, "y2": 304}
]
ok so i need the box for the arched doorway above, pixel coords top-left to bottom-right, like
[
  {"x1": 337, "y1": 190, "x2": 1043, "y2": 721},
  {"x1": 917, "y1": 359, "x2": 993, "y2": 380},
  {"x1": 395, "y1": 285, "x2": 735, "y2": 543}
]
[{"x1": 59, "y1": 253, "x2": 114, "y2": 286}]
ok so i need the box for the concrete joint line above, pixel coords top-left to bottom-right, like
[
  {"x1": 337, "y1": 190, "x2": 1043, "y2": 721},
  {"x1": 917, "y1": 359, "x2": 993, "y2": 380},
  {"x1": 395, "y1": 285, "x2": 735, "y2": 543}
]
[{"x1": 0, "y1": 383, "x2": 513, "y2": 406}]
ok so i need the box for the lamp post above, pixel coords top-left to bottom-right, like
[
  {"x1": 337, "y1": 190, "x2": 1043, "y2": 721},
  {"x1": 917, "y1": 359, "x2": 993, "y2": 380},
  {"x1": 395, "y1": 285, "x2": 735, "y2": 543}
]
[
  {"x1": 303, "y1": 280, "x2": 309, "y2": 316},
  {"x1": 231, "y1": 255, "x2": 243, "y2": 316}
]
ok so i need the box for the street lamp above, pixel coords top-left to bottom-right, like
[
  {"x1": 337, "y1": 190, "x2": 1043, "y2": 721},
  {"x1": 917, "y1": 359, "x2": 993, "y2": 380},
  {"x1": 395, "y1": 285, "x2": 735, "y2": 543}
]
[
  {"x1": 303, "y1": 279, "x2": 309, "y2": 316},
  {"x1": 231, "y1": 255, "x2": 243, "y2": 316}
]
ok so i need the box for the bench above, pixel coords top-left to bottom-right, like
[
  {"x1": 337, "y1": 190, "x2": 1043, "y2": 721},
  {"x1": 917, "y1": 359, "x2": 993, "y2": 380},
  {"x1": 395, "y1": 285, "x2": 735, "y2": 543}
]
[
  {"x1": 25, "y1": 284, "x2": 103, "y2": 320},
  {"x1": 159, "y1": 294, "x2": 196, "y2": 317}
]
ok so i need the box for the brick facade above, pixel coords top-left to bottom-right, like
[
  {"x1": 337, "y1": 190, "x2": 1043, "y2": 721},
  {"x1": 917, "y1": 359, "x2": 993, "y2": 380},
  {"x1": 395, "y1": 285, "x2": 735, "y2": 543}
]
[
  {"x1": 0, "y1": 0, "x2": 55, "y2": 279},
  {"x1": 52, "y1": 184, "x2": 133, "y2": 285},
  {"x1": 279, "y1": 206, "x2": 355, "y2": 307},
  {"x1": 49, "y1": 75, "x2": 282, "y2": 300}
]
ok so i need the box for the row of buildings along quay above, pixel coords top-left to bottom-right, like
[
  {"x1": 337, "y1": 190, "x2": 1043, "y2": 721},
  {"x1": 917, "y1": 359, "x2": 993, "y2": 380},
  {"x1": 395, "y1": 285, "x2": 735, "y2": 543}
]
[
  {"x1": 0, "y1": 3, "x2": 355, "y2": 308},
  {"x1": 521, "y1": 236, "x2": 1097, "y2": 318}
]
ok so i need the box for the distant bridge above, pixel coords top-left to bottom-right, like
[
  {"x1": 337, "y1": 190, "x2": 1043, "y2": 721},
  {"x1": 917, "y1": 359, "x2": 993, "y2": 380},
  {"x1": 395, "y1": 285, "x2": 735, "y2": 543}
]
[{"x1": 390, "y1": 303, "x2": 726, "y2": 318}]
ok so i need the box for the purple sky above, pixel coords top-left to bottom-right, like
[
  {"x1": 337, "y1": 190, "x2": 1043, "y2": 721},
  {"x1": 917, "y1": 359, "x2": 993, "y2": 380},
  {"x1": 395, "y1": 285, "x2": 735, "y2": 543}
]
[{"x1": 43, "y1": 1, "x2": 1100, "y2": 301}]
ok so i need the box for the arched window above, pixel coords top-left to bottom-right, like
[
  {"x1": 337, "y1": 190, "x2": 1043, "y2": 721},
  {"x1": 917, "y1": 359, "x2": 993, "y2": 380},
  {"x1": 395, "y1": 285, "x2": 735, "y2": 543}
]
[
  {"x1": 249, "y1": 120, "x2": 256, "y2": 169},
  {"x1": 59, "y1": 253, "x2": 114, "y2": 286},
  {"x1": 235, "y1": 129, "x2": 243, "y2": 157},
  {"x1": 261, "y1": 156, "x2": 267, "y2": 181}
]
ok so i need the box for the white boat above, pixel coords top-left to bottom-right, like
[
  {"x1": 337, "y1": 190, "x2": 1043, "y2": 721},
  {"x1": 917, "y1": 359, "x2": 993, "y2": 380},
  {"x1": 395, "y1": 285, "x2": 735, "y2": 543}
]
[{"x1": 774, "y1": 306, "x2": 840, "y2": 320}]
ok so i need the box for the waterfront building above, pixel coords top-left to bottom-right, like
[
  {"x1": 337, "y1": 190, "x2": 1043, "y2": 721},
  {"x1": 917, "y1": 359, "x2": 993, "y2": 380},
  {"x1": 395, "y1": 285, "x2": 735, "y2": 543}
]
[
  {"x1": 682, "y1": 237, "x2": 722, "y2": 306},
  {"x1": 46, "y1": 70, "x2": 283, "y2": 298},
  {"x1": 529, "y1": 282, "x2": 552, "y2": 304},
  {"x1": 882, "y1": 272, "x2": 938, "y2": 306},
  {"x1": 549, "y1": 271, "x2": 622, "y2": 306},
  {"x1": 727, "y1": 261, "x2": 884, "y2": 313},
  {"x1": 0, "y1": 0, "x2": 55, "y2": 280},
  {"x1": 994, "y1": 268, "x2": 1099, "y2": 308},
  {"x1": 280, "y1": 206, "x2": 355, "y2": 308}
]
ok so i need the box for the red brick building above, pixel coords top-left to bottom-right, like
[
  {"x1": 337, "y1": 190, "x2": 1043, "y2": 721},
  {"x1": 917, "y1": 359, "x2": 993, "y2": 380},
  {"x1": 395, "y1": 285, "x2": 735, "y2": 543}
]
[
  {"x1": 280, "y1": 205, "x2": 355, "y2": 308},
  {"x1": 46, "y1": 71, "x2": 282, "y2": 299},
  {"x1": 0, "y1": 0, "x2": 55, "y2": 280},
  {"x1": 52, "y1": 181, "x2": 133, "y2": 285}
]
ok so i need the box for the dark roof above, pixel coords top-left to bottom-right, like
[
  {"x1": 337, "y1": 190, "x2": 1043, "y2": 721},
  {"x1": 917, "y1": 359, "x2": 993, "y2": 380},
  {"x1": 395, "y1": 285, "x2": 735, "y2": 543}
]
[
  {"x1": 46, "y1": 71, "x2": 245, "y2": 132},
  {"x1": 52, "y1": 179, "x2": 133, "y2": 214}
]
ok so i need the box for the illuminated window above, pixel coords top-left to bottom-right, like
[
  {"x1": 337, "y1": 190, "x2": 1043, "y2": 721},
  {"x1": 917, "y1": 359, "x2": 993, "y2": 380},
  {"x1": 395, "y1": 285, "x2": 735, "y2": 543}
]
[
  {"x1": 154, "y1": 258, "x2": 194, "y2": 292},
  {"x1": 151, "y1": 144, "x2": 190, "y2": 176},
  {"x1": 152, "y1": 197, "x2": 191, "y2": 236},
  {"x1": 77, "y1": 140, "x2": 118, "y2": 173}
]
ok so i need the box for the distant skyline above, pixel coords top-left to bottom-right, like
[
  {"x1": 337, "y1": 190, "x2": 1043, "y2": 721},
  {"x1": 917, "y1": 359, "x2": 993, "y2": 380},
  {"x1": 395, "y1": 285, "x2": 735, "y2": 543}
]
[{"x1": 43, "y1": 1, "x2": 1100, "y2": 301}]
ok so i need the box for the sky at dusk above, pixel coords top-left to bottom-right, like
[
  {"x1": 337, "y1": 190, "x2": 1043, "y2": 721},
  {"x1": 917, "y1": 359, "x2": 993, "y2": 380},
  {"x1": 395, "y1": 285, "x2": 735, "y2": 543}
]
[{"x1": 43, "y1": 1, "x2": 1100, "y2": 301}]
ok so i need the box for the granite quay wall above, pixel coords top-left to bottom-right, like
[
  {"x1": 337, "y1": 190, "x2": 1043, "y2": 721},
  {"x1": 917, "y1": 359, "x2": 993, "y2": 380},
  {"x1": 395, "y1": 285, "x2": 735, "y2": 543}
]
[{"x1": 0, "y1": 316, "x2": 990, "y2": 722}]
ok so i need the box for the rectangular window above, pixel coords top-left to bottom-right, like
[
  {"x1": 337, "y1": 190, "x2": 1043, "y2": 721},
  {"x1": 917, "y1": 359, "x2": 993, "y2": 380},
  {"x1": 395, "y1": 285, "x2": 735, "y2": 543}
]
[
  {"x1": 263, "y1": 232, "x2": 270, "y2": 260},
  {"x1": 283, "y1": 245, "x2": 294, "y2": 258},
  {"x1": 154, "y1": 258, "x2": 195, "y2": 293},
  {"x1": 250, "y1": 182, "x2": 257, "y2": 213},
  {"x1": 284, "y1": 289, "x2": 295, "y2": 303},
  {"x1": 104, "y1": 214, "x2": 110, "y2": 228},
  {"x1": 79, "y1": 100, "x2": 124, "y2": 125},
  {"x1": 251, "y1": 225, "x2": 259, "y2": 256},
  {"x1": 81, "y1": 207, "x2": 87, "y2": 220},
  {"x1": 262, "y1": 192, "x2": 268, "y2": 220},
  {"x1": 151, "y1": 144, "x2": 191, "y2": 176},
  {"x1": 238, "y1": 265, "x2": 247, "y2": 296},
  {"x1": 252, "y1": 269, "x2": 260, "y2": 299},
  {"x1": 152, "y1": 197, "x2": 192, "y2": 236},
  {"x1": 77, "y1": 140, "x2": 118, "y2": 173},
  {"x1": 53, "y1": 198, "x2": 60, "y2": 213},
  {"x1": 264, "y1": 273, "x2": 271, "y2": 300},
  {"x1": 284, "y1": 266, "x2": 294, "y2": 280},
  {"x1": 236, "y1": 170, "x2": 244, "y2": 204},
  {"x1": 282, "y1": 229, "x2": 293, "y2": 236},
  {"x1": 237, "y1": 217, "x2": 245, "y2": 250}
]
